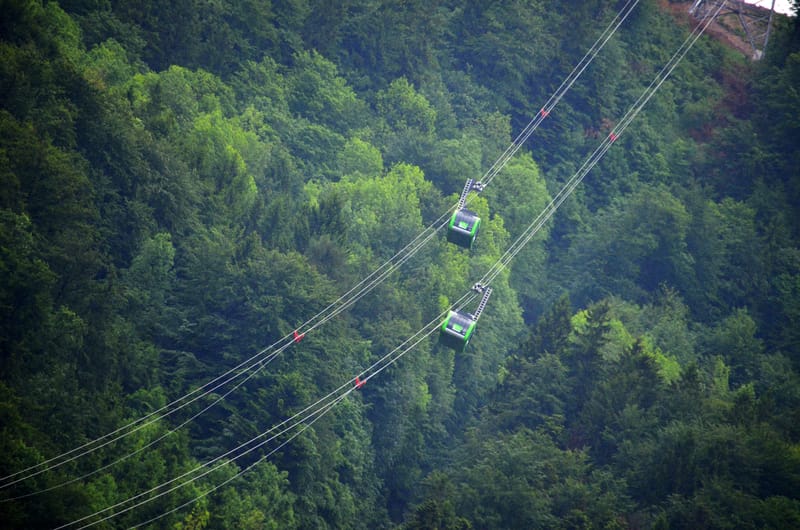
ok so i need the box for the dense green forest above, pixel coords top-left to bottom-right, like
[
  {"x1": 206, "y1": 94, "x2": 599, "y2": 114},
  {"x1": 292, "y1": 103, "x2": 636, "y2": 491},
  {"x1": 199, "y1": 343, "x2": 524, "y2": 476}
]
[{"x1": 1, "y1": 0, "x2": 800, "y2": 527}]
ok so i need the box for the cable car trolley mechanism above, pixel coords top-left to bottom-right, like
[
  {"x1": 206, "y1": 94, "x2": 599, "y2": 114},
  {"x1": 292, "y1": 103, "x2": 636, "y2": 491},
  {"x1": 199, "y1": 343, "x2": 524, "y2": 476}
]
[
  {"x1": 447, "y1": 179, "x2": 485, "y2": 249},
  {"x1": 439, "y1": 283, "x2": 493, "y2": 351}
]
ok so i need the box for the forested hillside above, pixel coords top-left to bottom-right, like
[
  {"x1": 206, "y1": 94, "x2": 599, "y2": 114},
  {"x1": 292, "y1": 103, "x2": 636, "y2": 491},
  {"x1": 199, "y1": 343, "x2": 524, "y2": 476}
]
[{"x1": 1, "y1": 0, "x2": 799, "y2": 528}]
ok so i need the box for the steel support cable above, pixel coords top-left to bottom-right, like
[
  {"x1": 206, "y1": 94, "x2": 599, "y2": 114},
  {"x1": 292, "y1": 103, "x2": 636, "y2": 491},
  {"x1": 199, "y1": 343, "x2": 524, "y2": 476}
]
[
  {"x1": 292, "y1": 0, "x2": 645, "y2": 320},
  {"x1": 0, "y1": 333, "x2": 295, "y2": 487},
  {"x1": 479, "y1": 1, "x2": 725, "y2": 290},
  {"x1": 479, "y1": 0, "x2": 641, "y2": 189},
  {"x1": 303, "y1": 0, "x2": 645, "y2": 333},
  {"x1": 481, "y1": 138, "x2": 616, "y2": 289},
  {"x1": 125, "y1": 308, "x2": 462, "y2": 530},
  {"x1": 304, "y1": 217, "x2": 452, "y2": 333},
  {"x1": 0, "y1": 214, "x2": 453, "y2": 497},
  {"x1": 50, "y1": 182, "x2": 447, "y2": 501},
  {"x1": 0, "y1": 189, "x2": 456, "y2": 493},
  {"x1": 479, "y1": 129, "x2": 620, "y2": 287},
  {"x1": 0, "y1": 331, "x2": 306, "y2": 493},
  {"x1": 5, "y1": 232, "x2": 460, "y2": 506},
  {"x1": 62, "y1": 391, "x2": 348, "y2": 530},
  {"x1": 60, "y1": 296, "x2": 472, "y2": 529},
  {"x1": 1, "y1": 0, "x2": 639, "y2": 493},
  {"x1": 0, "y1": 217, "x2": 448, "y2": 487},
  {"x1": 0, "y1": 215, "x2": 450, "y2": 495},
  {"x1": 57, "y1": 386, "x2": 352, "y2": 529},
  {"x1": 82, "y1": 6, "x2": 726, "y2": 525},
  {"x1": 127, "y1": 310, "x2": 459, "y2": 530},
  {"x1": 1, "y1": 339, "x2": 295, "y2": 503},
  {"x1": 297, "y1": 0, "x2": 645, "y2": 330},
  {"x1": 128, "y1": 391, "x2": 352, "y2": 530}
]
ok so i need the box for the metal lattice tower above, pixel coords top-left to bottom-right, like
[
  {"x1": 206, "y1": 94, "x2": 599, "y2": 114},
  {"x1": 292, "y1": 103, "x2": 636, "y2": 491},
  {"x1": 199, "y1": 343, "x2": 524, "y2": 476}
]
[{"x1": 689, "y1": 0, "x2": 777, "y2": 59}]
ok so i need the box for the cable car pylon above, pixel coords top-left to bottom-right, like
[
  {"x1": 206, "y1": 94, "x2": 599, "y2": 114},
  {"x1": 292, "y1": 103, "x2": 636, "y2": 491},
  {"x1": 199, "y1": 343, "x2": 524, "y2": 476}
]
[{"x1": 689, "y1": 0, "x2": 776, "y2": 59}]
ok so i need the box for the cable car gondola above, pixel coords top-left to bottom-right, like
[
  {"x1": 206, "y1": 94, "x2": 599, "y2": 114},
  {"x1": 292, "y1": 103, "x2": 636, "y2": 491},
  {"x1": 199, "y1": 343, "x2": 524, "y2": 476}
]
[
  {"x1": 447, "y1": 209, "x2": 481, "y2": 248},
  {"x1": 439, "y1": 284, "x2": 492, "y2": 351},
  {"x1": 440, "y1": 310, "x2": 477, "y2": 350},
  {"x1": 447, "y1": 179, "x2": 485, "y2": 249}
]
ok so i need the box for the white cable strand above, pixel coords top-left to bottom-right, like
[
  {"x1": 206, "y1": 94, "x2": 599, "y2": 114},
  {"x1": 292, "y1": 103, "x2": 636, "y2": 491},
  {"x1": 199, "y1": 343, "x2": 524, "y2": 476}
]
[
  {"x1": 102, "y1": 4, "x2": 726, "y2": 525},
  {"x1": 59, "y1": 294, "x2": 472, "y2": 529},
  {"x1": 56, "y1": 387, "x2": 348, "y2": 530},
  {"x1": 0, "y1": 197, "x2": 451, "y2": 495},
  {"x1": 0, "y1": 200, "x2": 453, "y2": 491},
  {"x1": 479, "y1": 0, "x2": 641, "y2": 189},
  {"x1": 479, "y1": 0, "x2": 725, "y2": 289},
  {"x1": 1, "y1": 0, "x2": 640, "y2": 498},
  {"x1": 128, "y1": 391, "x2": 353, "y2": 530},
  {"x1": 0, "y1": 333, "x2": 294, "y2": 487},
  {"x1": 0, "y1": 183, "x2": 455, "y2": 495},
  {"x1": 2, "y1": 340, "x2": 294, "y2": 502},
  {"x1": 124, "y1": 311, "x2": 454, "y2": 529}
]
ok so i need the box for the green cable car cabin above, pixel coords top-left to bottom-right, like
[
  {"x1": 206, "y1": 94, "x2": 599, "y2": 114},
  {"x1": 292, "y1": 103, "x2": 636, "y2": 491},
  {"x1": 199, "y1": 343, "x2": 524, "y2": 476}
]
[
  {"x1": 447, "y1": 179, "x2": 485, "y2": 249},
  {"x1": 439, "y1": 310, "x2": 477, "y2": 351},
  {"x1": 447, "y1": 209, "x2": 481, "y2": 248},
  {"x1": 439, "y1": 284, "x2": 492, "y2": 351}
]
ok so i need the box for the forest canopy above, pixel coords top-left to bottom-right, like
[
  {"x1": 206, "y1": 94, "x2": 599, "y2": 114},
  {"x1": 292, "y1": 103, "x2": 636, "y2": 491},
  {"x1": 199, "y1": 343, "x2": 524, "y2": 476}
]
[{"x1": 1, "y1": 0, "x2": 799, "y2": 528}]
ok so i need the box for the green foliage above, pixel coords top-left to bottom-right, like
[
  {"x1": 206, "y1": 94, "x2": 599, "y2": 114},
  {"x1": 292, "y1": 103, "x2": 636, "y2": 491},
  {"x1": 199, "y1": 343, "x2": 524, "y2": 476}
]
[
  {"x1": 335, "y1": 162, "x2": 432, "y2": 258},
  {"x1": 564, "y1": 183, "x2": 694, "y2": 303},
  {"x1": 80, "y1": 37, "x2": 142, "y2": 90},
  {"x1": 337, "y1": 137, "x2": 384, "y2": 178},
  {"x1": 483, "y1": 153, "x2": 552, "y2": 313},
  {"x1": 1, "y1": 1, "x2": 799, "y2": 528},
  {"x1": 451, "y1": 428, "x2": 631, "y2": 529},
  {"x1": 286, "y1": 50, "x2": 367, "y2": 133},
  {"x1": 375, "y1": 77, "x2": 438, "y2": 165},
  {"x1": 453, "y1": 0, "x2": 556, "y2": 113},
  {"x1": 208, "y1": 462, "x2": 296, "y2": 530},
  {"x1": 702, "y1": 308, "x2": 764, "y2": 386}
]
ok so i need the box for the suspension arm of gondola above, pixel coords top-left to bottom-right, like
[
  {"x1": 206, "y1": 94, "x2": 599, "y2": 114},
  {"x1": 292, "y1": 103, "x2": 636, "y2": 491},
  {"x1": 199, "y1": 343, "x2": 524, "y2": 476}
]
[
  {"x1": 455, "y1": 178, "x2": 485, "y2": 210},
  {"x1": 470, "y1": 284, "x2": 493, "y2": 321}
]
